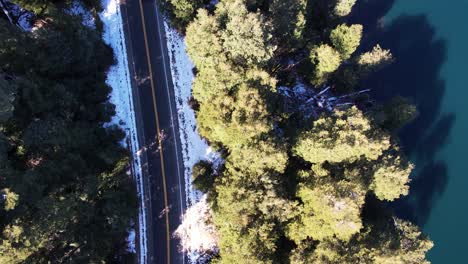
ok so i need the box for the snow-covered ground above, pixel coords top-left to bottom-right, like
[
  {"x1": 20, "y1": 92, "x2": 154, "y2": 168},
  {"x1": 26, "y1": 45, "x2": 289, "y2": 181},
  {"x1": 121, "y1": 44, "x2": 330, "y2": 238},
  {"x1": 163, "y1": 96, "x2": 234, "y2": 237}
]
[
  {"x1": 66, "y1": 0, "x2": 95, "y2": 28},
  {"x1": 164, "y1": 22, "x2": 221, "y2": 263},
  {"x1": 174, "y1": 195, "x2": 219, "y2": 263},
  {"x1": 100, "y1": 0, "x2": 146, "y2": 261},
  {"x1": 0, "y1": 0, "x2": 33, "y2": 31},
  {"x1": 164, "y1": 22, "x2": 221, "y2": 207},
  {"x1": 126, "y1": 228, "x2": 137, "y2": 253}
]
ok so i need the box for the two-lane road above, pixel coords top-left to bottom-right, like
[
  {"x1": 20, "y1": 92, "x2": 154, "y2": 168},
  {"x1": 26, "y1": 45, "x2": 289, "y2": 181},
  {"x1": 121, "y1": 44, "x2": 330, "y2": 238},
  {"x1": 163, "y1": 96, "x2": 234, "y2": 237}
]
[{"x1": 120, "y1": 0, "x2": 186, "y2": 263}]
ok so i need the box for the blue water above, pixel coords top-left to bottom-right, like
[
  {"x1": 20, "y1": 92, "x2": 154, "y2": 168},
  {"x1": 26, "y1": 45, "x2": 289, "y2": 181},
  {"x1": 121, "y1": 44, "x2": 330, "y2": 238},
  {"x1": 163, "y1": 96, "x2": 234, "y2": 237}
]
[{"x1": 351, "y1": 0, "x2": 468, "y2": 262}]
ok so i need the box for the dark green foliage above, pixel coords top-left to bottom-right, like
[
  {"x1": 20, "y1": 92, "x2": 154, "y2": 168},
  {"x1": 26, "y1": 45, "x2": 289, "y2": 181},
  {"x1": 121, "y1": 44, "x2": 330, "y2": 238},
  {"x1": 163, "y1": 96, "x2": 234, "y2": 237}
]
[
  {"x1": 333, "y1": 45, "x2": 394, "y2": 91},
  {"x1": 186, "y1": 0, "x2": 277, "y2": 148},
  {"x1": 10, "y1": 0, "x2": 54, "y2": 14},
  {"x1": 167, "y1": 0, "x2": 204, "y2": 29},
  {"x1": 176, "y1": 0, "x2": 431, "y2": 263},
  {"x1": 330, "y1": 24, "x2": 363, "y2": 59},
  {"x1": 10, "y1": 0, "x2": 103, "y2": 13},
  {"x1": 0, "y1": 9, "x2": 136, "y2": 264},
  {"x1": 269, "y1": 0, "x2": 307, "y2": 49},
  {"x1": 192, "y1": 160, "x2": 215, "y2": 193},
  {"x1": 309, "y1": 44, "x2": 342, "y2": 86},
  {"x1": 291, "y1": 217, "x2": 433, "y2": 263},
  {"x1": 0, "y1": 77, "x2": 16, "y2": 123},
  {"x1": 287, "y1": 176, "x2": 366, "y2": 242},
  {"x1": 162, "y1": 0, "x2": 210, "y2": 31},
  {"x1": 293, "y1": 107, "x2": 391, "y2": 164},
  {"x1": 382, "y1": 96, "x2": 418, "y2": 131}
]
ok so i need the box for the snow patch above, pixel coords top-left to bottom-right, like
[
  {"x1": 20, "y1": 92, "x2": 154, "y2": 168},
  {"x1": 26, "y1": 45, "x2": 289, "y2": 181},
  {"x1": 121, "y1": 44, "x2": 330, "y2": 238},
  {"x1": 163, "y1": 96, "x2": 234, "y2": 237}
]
[
  {"x1": 66, "y1": 0, "x2": 95, "y2": 28},
  {"x1": 164, "y1": 20, "x2": 222, "y2": 264},
  {"x1": 279, "y1": 82, "x2": 371, "y2": 118},
  {"x1": 0, "y1": 0, "x2": 33, "y2": 31},
  {"x1": 126, "y1": 228, "x2": 136, "y2": 253},
  {"x1": 100, "y1": 0, "x2": 147, "y2": 261},
  {"x1": 164, "y1": 22, "x2": 221, "y2": 206},
  {"x1": 174, "y1": 195, "x2": 219, "y2": 262}
]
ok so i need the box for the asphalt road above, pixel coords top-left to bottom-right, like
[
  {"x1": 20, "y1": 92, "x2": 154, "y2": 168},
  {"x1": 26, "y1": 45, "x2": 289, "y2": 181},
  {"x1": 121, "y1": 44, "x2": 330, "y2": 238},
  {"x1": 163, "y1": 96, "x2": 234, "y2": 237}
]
[{"x1": 120, "y1": 1, "x2": 186, "y2": 263}]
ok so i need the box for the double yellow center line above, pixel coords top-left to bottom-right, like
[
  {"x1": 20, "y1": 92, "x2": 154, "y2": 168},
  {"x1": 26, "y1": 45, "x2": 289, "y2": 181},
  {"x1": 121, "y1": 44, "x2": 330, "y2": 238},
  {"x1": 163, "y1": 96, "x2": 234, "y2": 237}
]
[{"x1": 137, "y1": 0, "x2": 171, "y2": 263}]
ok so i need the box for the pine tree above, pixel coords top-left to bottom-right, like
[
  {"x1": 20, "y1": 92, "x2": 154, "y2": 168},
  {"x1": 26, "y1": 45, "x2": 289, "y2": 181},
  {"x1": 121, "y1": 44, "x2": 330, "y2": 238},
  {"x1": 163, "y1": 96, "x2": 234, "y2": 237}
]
[
  {"x1": 294, "y1": 107, "x2": 391, "y2": 164},
  {"x1": 330, "y1": 24, "x2": 363, "y2": 59},
  {"x1": 310, "y1": 44, "x2": 342, "y2": 85},
  {"x1": 370, "y1": 151, "x2": 413, "y2": 201},
  {"x1": 287, "y1": 179, "x2": 365, "y2": 242},
  {"x1": 333, "y1": 0, "x2": 357, "y2": 17},
  {"x1": 220, "y1": 0, "x2": 275, "y2": 66},
  {"x1": 168, "y1": 0, "x2": 204, "y2": 29}
]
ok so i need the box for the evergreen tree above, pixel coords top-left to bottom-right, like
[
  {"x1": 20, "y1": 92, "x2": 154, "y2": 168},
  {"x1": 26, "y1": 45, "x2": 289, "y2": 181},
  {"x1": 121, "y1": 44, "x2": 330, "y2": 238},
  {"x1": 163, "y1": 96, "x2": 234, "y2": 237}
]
[
  {"x1": 168, "y1": 0, "x2": 204, "y2": 29},
  {"x1": 213, "y1": 168, "x2": 295, "y2": 263},
  {"x1": 269, "y1": 0, "x2": 307, "y2": 48},
  {"x1": 333, "y1": 0, "x2": 357, "y2": 17},
  {"x1": 1, "y1": 188, "x2": 19, "y2": 211},
  {"x1": 293, "y1": 107, "x2": 391, "y2": 164},
  {"x1": 370, "y1": 151, "x2": 413, "y2": 201},
  {"x1": 185, "y1": 9, "x2": 224, "y2": 71},
  {"x1": 381, "y1": 96, "x2": 418, "y2": 131},
  {"x1": 330, "y1": 24, "x2": 363, "y2": 59},
  {"x1": 192, "y1": 160, "x2": 215, "y2": 193},
  {"x1": 180, "y1": 0, "x2": 432, "y2": 262},
  {"x1": 0, "y1": 7, "x2": 136, "y2": 263},
  {"x1": 219, "y1": 0, "x2": 275, "y2": 66},
  {"x1": 310, "y1": 44, "x2": 342, "y2": 85},
  {"x1": 334, "y1": 45, "x2": 393, "y2": 90},
  {"x1": 287, "y1": 178, "x2": 365, "y2": 242},
  {"x1": 197, "y1": 83, "x2": 272, "y2": 147},
  {"x1": 358, "y1": 44, "x2": 394, "y2": 73},
  {"x1": 227, "y1": 138, "x2": 288, "y2": 174},
  {"x1": 292, "y1": 218, "x2": 433, "y2": 264}
]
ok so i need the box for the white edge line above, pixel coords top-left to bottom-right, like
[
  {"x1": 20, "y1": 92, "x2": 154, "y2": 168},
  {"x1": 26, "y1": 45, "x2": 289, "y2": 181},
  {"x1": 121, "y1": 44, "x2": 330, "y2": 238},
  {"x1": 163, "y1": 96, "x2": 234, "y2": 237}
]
[{"x1": 105, "y1": 1, "x2": 148, "y2": 263}]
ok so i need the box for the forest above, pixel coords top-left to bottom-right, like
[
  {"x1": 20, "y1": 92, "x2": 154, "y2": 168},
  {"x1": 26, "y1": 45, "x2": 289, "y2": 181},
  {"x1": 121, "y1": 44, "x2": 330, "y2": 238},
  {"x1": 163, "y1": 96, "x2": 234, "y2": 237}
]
[
  {"x1": 0, "y1": 0, "x2": 136, "y2": 262},
  {"x1": 0, "y1": 0, "x2": 435, "y2": 263},
  {"x1": 165, "y1": 0, "x2": 433, "y2": 263}
]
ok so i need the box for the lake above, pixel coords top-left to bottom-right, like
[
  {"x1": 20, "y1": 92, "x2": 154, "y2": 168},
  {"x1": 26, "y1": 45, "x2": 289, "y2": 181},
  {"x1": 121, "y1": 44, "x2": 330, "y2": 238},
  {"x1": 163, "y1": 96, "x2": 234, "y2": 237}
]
[{"x1": 350, "y1": 0, "x2": 468, "y2": 262}]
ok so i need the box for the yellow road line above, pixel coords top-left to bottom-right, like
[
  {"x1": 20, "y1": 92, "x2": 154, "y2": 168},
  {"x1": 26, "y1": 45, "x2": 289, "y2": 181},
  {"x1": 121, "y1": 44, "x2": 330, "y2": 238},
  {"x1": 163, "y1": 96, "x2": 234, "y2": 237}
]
[{"x1": 137, "y1": 1, "x2": 171, "y2": 263}]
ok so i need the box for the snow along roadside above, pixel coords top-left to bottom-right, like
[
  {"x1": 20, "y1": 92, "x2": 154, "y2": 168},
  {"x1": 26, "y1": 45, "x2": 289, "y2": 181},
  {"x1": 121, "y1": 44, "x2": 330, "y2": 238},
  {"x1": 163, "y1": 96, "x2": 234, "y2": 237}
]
[
  {"x1": 163, "y1": 22, "x2": 219, "y2": 207},
  {"x1": 100, "y1": 0, "x2": 147, "y2": 261},
  {"x1": 66, "y1": 0, "x2": 95, "y2": 29},
  {"x1": 164, "y1": 21, "x2": 222, "y2": 263}
]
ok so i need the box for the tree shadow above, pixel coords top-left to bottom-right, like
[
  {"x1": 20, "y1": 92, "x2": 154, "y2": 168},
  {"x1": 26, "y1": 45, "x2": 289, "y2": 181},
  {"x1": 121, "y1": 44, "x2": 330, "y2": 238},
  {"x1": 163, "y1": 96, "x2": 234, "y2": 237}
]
[
  {"x1": 369, "y1": 15, "x2": 448, "y2": 153},
  {"x1": 393, "y1": 161, "x2": 448, "y2": 225},
  {"x1": 350, "y1": 0, "x2": 453, "y2": 226},
  {"x1": 348, "y1": 0, "x2": 395, "y2": 35},
  {"x1": 417, "y1": 114, "x2": 455, "y2": 161},
  {"x1": 393, "y1": 114, "x2": 453, "y2": 226}
]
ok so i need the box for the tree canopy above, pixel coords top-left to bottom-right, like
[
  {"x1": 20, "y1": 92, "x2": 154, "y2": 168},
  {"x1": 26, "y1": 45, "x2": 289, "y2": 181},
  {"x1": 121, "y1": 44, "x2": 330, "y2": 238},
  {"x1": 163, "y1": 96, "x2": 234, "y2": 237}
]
[
  {"x1": 330, "y1": 24, "x2": 363, "y2": 59},
  {"x1": 159, "y1": 0, "x2": 432, "y2": 263},
  {"x1": 1, "y1": 0, "x2": 432, "y2": 262},
  {"x1": 293, "y1": 107, "x2": 391, "y2": 164},
  {"x1": 291, "y1": 218, "x2": 433, "y2": 264},
  {"x1": 310, "y1": 44, "x2": 343, "y2": 86},
  {"x1": 0, "y1": 3, "x2": 135, "y2": 262},
  {"x1": 333, "y1": 0, "x2": 357, "y2": 17}
]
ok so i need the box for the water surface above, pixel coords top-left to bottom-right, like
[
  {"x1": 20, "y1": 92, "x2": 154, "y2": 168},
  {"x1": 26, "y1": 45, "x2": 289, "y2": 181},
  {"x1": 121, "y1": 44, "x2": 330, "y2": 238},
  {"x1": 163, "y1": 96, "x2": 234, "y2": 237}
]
[{"x1": 351, "y1": 0, "x2": 468, "y2": 262}]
